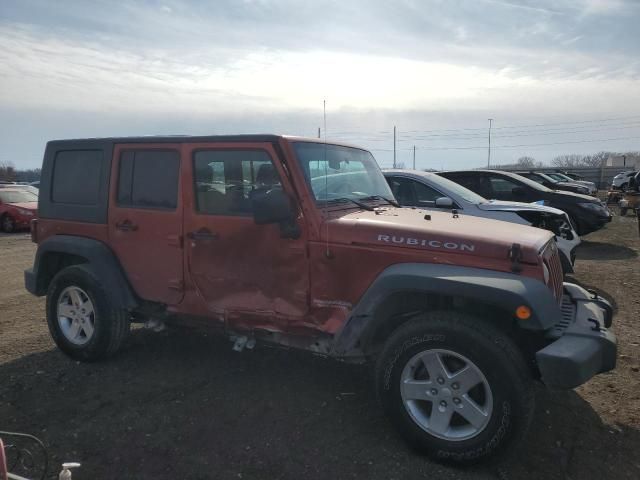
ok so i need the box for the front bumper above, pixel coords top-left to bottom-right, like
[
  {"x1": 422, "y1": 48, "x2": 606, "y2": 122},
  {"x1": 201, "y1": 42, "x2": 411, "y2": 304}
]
[{"x1": 536, "y1": 283, "x2": 616, "y2": 389}]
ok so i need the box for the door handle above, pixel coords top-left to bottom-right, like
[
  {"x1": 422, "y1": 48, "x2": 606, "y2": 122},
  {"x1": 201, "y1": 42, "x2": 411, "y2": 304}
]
[
  {"x1": 187, "y1": 229, "x2": 219, "y2": 241},
  {"x1": 115, "y1": 220, "x2": 138, "y2": 232}
]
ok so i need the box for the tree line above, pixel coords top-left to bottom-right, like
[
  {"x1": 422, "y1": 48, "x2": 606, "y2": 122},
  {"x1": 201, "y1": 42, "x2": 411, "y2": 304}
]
[
  {"x1": 0, "y1": 161, "x2": 41, "y2": 183},
  {"x1": 492, "y1": 150, "x2": 639, "y2": 170}
]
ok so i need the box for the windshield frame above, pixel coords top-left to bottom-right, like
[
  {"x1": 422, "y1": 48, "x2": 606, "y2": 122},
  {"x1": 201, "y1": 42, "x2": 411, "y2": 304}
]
[{"x1": 291, "y1": 141, "x2": 394, "y2": 206}]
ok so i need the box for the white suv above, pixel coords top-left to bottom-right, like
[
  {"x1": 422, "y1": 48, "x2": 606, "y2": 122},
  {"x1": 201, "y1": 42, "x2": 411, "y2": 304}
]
[{"x1": 612, "y1": 171, "x2": 637, "y2": 191}]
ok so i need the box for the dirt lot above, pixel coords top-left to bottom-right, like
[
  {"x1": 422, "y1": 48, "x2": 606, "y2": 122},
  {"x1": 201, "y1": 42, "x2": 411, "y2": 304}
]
[{"x1": 1, "y1": 213, "x2": 639, "y2": 480}]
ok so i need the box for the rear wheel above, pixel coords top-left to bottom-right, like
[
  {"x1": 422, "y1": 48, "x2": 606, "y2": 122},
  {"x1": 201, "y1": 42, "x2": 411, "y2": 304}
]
[
  {"x1": 1, "y1": 214, "x2": 15, "y2": 233},
  {"x1": 46, "y1": 265, "x2": 130, "y2": 361},
  {"x1": 375, "y1": 311, "x2": 534, "y2": 464}
]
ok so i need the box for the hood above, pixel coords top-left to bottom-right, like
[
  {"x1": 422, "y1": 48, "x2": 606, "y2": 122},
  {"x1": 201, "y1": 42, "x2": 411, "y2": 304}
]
[
  {"x1": 327, "y1": 207, "x2": 551, "y2": 264},
  {"x1": 477, "y1": 200, "x2": 565, "y2": 217},
  {"x1": 9, "y1": 202, "x2": 37, "y2": 211}
]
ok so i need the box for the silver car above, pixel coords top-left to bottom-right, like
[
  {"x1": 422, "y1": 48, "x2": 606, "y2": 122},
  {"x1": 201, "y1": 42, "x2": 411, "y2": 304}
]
[{"x1": 384, "y1": 169, "x2": 581, "y2": 273}]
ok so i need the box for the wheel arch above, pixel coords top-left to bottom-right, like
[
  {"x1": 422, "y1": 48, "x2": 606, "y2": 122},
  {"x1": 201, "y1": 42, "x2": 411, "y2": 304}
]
[
  {"x1": 330, "y1": 263, "x2": 561, "y2": 359},
  {"x1": 25, "y1": 235, "x2": 138, "y2": 310}
]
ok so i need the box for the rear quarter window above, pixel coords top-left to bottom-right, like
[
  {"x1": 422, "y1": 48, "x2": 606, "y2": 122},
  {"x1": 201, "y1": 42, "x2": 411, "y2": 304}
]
[{"x1": 51, "y1": 150, "x2": 102, "y2": 205}]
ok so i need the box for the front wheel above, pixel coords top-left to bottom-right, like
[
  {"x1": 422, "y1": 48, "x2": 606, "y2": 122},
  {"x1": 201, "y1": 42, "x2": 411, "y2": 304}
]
[
  {"x1": 375, "y1": 311, "x2": 534, "y2": 464},
  {"x1": 1, "y1": 214, "x2": 15, "y2": 233}
]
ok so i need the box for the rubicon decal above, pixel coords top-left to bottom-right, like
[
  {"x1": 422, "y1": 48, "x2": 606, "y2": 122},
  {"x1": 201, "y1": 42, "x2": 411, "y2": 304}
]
[{"x1": 377, "y1": 234, "x2": 475, "y2": 252}]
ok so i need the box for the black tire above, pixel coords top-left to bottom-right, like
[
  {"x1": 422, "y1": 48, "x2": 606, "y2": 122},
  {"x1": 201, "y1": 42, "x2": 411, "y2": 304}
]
[
  {"x1": 1, "y1": 214, "x2": 15, "y2": 233},
  {"x1": 46, "y1": 265, "x2": 130, "y2": 361},
  {"x1": 375, "y1": 311, "x2": 534, "y2": 465},
  {"x1": 620, "y1": 183, "x2": 628, "y2": 192}
]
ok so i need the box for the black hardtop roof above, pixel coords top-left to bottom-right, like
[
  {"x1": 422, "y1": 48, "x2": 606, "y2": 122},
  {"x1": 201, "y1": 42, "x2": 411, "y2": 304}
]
[{"x1": 45, "y1": 134, "x2": 363, "y2": 150}]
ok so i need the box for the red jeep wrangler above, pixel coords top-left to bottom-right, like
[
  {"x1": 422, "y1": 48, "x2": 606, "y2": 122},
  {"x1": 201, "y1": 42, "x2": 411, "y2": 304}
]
[{"x1": 25, "y1": 135, "x2": 616, "y2": 463}]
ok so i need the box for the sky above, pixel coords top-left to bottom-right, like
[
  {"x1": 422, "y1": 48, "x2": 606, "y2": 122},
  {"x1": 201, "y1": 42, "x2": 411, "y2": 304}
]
[{"x1": 1, "y1": 0, "x2": 639, "y2": 170}]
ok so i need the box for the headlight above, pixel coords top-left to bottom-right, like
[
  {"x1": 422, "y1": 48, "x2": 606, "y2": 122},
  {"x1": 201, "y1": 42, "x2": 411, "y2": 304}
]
[
  {"x1": 578, "y1": 202, "x2": 605, "y2": 213},
  {"x1": 542, "y1": 263, "x2": 550, "y2": 284},
  {"x1": 16, "y1": 208, "x2": 34, "y2": 216}
]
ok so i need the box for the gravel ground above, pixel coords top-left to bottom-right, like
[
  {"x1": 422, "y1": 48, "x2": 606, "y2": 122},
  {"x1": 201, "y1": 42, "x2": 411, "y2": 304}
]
[{"x1": 0, "y1": 213, "x2": 639, "y2": 480}]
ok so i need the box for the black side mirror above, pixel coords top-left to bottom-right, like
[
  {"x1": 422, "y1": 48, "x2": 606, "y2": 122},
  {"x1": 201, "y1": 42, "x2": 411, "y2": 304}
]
[
  {"x1": 252, "y1": 188, "x2": 294, "y2": 224},
  {"x1": 512, "y1": 186, "x2": 526, "y2": 197}
]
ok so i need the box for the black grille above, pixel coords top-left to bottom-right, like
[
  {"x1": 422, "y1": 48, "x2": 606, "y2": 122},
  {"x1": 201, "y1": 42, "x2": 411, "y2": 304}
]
[
  {"x1": 550, "y1": 294, "x2": 576, "y2": 337},
  {"x1": 542, "y1": 241, "x2": 564, "y2": 304}
]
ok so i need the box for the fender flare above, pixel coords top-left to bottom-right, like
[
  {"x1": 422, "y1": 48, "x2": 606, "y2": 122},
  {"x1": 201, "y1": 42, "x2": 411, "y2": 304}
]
[
  {"x1": 330, "y1": 263, "x2": 562, "y2": 356},
  {"x1": 25, "y1": 235, "x2": 138, "y2": 310}
]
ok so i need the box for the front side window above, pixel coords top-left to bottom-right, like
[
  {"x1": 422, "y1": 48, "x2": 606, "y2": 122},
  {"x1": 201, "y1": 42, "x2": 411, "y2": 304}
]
[
  {"x1": 293, "y1": 142, "x2": 393, "y2": 203},
  {"x1": 117, "y1": 150, "x2": 180, "y2": 209},
  {"x1": 193, "y1": 149, "x2": 280, "y2": 216}
]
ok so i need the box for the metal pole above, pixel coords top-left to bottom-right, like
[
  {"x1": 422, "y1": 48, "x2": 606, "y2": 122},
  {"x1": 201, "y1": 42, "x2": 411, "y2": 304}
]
[
  {"x1": 413, "y1": 145, "x2": 416, "y2": 170},
  {"x1": 393, "y1": 126, "x2": 396, "y2": 169},
  {"x1": 318, "y1": 127, "x2": 321, "y2": 139},
  {"x1": 487, "y1": 118, "x2": 493, "y2": 168}
]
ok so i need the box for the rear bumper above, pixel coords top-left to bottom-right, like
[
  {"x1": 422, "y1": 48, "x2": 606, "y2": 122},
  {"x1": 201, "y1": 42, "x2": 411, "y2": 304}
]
[{"x1": 536, "y1": 283, "x2": 616, "y2": 389}]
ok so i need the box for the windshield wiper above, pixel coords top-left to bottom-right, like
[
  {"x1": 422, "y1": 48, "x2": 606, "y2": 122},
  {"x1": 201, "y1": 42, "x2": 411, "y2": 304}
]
[
  {"x1": 360, "y1": 195, "x2": 400, "y2": 207},
  {"x1": 326, "y1": 197, "x2": 376, "y2": 211}
]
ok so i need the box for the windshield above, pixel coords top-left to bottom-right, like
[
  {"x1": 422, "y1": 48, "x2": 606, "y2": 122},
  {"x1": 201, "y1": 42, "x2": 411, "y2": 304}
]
[
  {"x1": 293, "y1": 142, "x2": 393, "y2": 202},
  {"x1": 506, "y1": 172, "x2": 553, "y2": 192},
  {"x1": 0, "y1": 190, "x2": 38, "y2": 203},
  {"x1": 547, "y1": 173, "x2": 569, "y2": 182},
  {"x1": 422, "y1": 173, "x2": 487, "y2": 204}
]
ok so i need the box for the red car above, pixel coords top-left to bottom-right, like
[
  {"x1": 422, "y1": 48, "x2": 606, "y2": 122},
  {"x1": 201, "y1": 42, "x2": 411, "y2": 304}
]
[{"x1": 0, "y1": 188, "x2": 38, "y2": 232}]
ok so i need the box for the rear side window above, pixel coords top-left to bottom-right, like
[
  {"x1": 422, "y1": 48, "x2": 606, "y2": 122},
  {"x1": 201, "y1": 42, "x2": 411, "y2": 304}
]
[
  {"x1": 117, "y1": 150, "x2": 180, "y2": 209},
  {"x1": 193, "y1": 150, "x2": 279, "y2": 216},
  {"x1": 51, "y1": 150, "x2": 102, "y2": 205}
]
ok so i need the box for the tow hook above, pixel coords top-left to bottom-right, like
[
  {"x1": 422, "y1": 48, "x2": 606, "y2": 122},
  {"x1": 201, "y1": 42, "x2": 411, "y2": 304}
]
[{"x1": 588, "y1": 318, "x2": 602, "y2": 332}]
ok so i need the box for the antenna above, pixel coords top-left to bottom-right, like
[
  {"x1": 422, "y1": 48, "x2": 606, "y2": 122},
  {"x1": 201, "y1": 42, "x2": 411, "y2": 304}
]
[
  {"x1": 323, "y1": 100, "x2": 331, "y2": 258},
  {"x1": 487, "y1": 118, "x2": 493, "y2": 168}
]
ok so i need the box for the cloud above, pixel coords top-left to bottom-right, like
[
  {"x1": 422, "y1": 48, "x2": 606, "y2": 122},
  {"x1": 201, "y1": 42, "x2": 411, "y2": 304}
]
[{"x1": 0, "y1": 0, "x2": 639, "y2": 169}]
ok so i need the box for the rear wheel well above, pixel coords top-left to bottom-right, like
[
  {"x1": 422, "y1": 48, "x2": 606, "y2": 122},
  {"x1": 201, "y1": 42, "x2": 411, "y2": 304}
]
[
  {"x1": 37, "y1": 252, "x2": 87, "y2": 294},
  {"x1": 364, "y1": 291, "x2": 541, "y2": 373}
]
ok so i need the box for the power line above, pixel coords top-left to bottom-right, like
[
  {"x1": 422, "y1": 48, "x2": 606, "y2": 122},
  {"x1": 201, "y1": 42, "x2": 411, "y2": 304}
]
[
  {"x1": 336, "y1": 114, "x2": 640, "y2": 137},
  {"x1": 407, "y1": 135, "x2": 640, "y2": 151}
]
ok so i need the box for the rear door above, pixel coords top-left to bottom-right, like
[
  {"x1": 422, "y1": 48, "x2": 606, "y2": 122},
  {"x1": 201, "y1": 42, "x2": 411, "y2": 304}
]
[{"x1": 108, "y1": 144, "x2": 184, "y2": 304}]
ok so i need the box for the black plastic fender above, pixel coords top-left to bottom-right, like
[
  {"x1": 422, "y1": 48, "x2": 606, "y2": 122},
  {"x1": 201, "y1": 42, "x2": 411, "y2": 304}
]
[
  {"x1": 24, "y1": 235, "x2": 138, "y2": 310},
  {"x1": 331, "y1": 263, "x2": 562, "y2": 356}
]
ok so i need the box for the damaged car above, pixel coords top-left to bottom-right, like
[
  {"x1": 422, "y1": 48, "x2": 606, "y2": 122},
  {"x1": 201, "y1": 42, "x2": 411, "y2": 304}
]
[{"x1": 384, "y1": 169, "x2": 580, "y2": 273}]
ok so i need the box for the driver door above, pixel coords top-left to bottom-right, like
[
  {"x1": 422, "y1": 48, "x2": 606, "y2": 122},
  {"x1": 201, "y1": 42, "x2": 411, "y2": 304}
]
[{"x1": 182, "y1": 142, "x2": 309, "y2": 328}]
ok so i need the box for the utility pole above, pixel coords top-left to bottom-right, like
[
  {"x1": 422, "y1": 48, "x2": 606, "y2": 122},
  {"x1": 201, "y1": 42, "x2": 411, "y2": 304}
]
[
  {"x1": 318, "y1": 127, "x2": 321, "y2": 139},
  {"x1": 413, "y1": 145, "x2": 416, "y2": 169},
  {"x1": 487, "y1": 118, "x2": 493, "y2": 168},
  {"x1": 393, "y1": 126, "x2": 397, "y2": 169}
]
